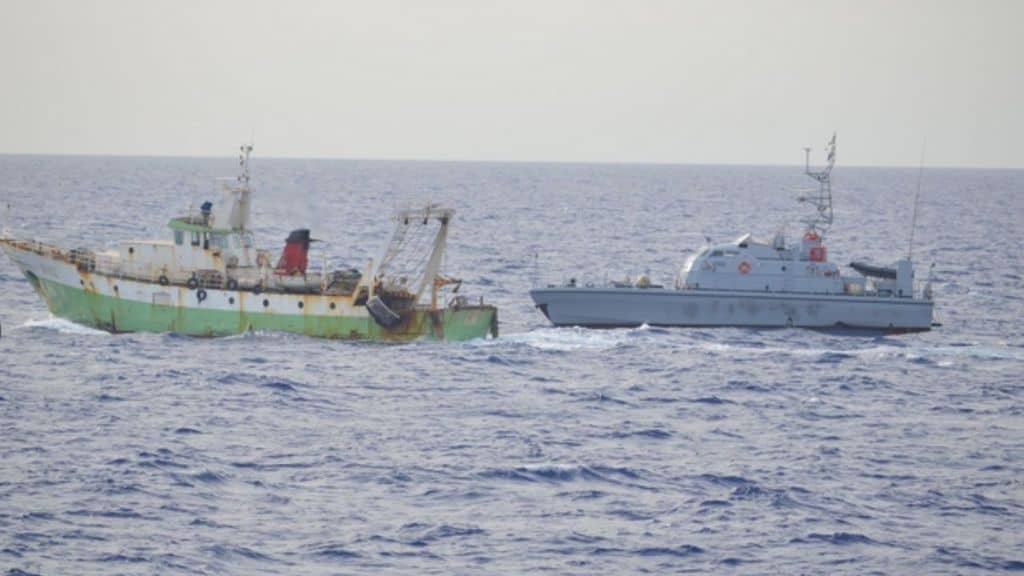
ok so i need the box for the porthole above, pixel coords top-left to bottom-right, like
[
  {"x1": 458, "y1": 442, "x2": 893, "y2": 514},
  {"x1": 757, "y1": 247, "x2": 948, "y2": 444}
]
[
  {"x1": 128, "y1": 247, "x2": 134, "y2": 255},
  {"x1": 329, "y1": 302, "x2": 336, "y2": 310},
  {"x1": 262, "y1": 299, "x2": 269, "y2": 308},
  {"x1": 229, "y1": 297, "x2": 235, "y2": 305},
  {"x1": 297, "y1": 301, "x2": 304, "y2": 309},
  {"x1": 80, "y1": 279, "x2": 85, "y2": 286},
  {"x1": 113, "y1": 285, "x2": 119, "y2": 292}
]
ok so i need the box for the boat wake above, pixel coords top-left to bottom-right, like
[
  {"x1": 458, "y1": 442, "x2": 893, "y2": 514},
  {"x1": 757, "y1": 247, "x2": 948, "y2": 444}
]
[
  {"x1": 489, "y1": 324, "x2": 663, "y2": 352},
  {"x1": 20, "y1": 316, "x2": 109, "y2": 336},
  {"x1": 696, "y1": 340, "x2": 1022, "y2": 364}
]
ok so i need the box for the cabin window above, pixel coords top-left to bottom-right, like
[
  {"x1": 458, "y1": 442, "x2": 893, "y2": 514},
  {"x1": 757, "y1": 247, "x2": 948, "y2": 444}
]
[
  {"x1": 210, "y1": 233, "x2": 227, "y2": 250},
  {"x1": 711, "y1": 250, "x2": 723, "y2": 257},
  {"x1": 243, "y1": 232, "x2": 254, "y2": 248},
  {"x1": 174, "y1": 230, "x2": 184, "y2": 245},
  {"x1": 190, "y1": 231, "x2": 200, "y2": 246}
]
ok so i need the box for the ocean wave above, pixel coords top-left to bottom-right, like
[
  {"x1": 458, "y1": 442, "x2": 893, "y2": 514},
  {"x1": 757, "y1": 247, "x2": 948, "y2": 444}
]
[
  {"x1": 477, "y1": 463, "x2": 650, "y2": 487},
  {"x1": 791, "y1": 532, "x2": 883, "y2": 546}
]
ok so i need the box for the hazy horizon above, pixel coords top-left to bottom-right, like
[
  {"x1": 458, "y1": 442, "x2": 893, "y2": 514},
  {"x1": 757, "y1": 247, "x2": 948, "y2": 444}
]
[
  {"x1": 3, "y1": 149, "x2": 1020, "y2": 172},
  {"x1": 2, "y1": 0, "x2": 1021, "y2": 168}
]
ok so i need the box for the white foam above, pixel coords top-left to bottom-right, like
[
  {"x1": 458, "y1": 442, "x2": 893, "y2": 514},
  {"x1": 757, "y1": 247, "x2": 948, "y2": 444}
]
[
  {"x1": 920, "y1": 344, "x2": 1024, "y2": 361},
  {"x1": 20, "y1": 316, "x2": 109, "y2": 336},
  {"x1": 694, "y1": 340, "x2": 1024, "y2": 364},
  {"x1": 494, "y1": 326, "x2": 633, "y2": 352}
]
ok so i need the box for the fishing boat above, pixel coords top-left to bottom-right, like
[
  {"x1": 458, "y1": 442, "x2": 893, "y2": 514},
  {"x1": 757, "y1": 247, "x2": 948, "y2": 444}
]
[
  {"x1": 0, "y1": 146, "x2": 497, "y2": 340},
  {"x1": 530, "y1": 135, "x2": 936, "y2": 331}
]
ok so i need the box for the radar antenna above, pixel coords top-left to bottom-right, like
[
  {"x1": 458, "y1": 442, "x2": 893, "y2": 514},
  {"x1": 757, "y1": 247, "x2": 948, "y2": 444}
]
[
  {"x1": 800, "y1": 132, "x2": 836, "y2": 234},
  {"x1": 213, "y1": 143, "x2": 255, "y2": 231},
  {"x1": 238, "y1": 144, "x2": 253, "y2": 188}
]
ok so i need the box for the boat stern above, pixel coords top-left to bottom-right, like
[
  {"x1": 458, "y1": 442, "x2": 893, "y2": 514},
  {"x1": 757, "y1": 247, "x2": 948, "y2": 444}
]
[
  {"x1": 369, "y1": 302, "x2": 497, "y2": 342},
  {"x1": 442, "y1": 303, "x2": 499, "y2": 341}
]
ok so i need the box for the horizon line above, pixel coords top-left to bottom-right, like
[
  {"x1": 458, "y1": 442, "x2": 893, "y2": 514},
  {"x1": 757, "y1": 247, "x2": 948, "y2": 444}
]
[{"x1": 0, "y1": 150, "x2": 1020, "y2": 172}]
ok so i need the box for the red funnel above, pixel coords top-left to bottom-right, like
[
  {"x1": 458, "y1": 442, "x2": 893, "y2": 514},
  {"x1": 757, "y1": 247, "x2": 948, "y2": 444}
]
[{"x1": 275, "y1": 229, "x2": 311, "y2": 275}]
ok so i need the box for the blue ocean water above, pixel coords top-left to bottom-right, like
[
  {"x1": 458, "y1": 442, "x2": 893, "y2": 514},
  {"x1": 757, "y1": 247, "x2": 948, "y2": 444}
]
[{"x1": 0, "y1": 155, "x2": 1022, "y2": 574}]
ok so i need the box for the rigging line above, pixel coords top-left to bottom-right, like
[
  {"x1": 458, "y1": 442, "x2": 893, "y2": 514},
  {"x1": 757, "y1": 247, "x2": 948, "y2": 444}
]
[
  {"x1": 908, "y1": 140, "x2": 926, "y2": 260},
  {"x1": 386, "y1": 221, "x2": 428, "y2": 266},
  {"x1": 380, "y1": 222, "x2": 414, "y2": 269},
  {"x1": 397, "y1": 231, "x2": 436, "y2": 280},
  {"x1": 381, "y1": 222, "x2": 433, "y2": 278}
]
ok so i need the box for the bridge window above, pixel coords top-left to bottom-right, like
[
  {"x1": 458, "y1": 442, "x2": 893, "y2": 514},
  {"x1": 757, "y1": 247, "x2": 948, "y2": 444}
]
[
  {"x1": 174, "y1": 230, "x2": 184, "y2": 245},
  {"x1": 210, "y1": 233, "x2": 228, "y2": 250},
  {"x1": 190, "y1": 231, "x2": 201, "y2": 246}
]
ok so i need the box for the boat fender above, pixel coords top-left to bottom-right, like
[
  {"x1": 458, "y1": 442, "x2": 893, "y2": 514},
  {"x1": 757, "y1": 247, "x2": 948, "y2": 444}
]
[
  {"x1": 738, "y1": 261, "x2": 751, "y2": 274},
  {"x1": 226, "y1": 278, "x2": 238, "y2": 290},
  {"x1": 186, "y1": 276, "x2": 199, "y2": 290},
  {"x1": 366, "y1": 295, "x2": 402, "y2": 329},
  {"x1": 196, "y1": 288, "x2": 207, "y2": 303},
  {"x1": 158, "y1": 275, "x2": 170, "y2": 286}
]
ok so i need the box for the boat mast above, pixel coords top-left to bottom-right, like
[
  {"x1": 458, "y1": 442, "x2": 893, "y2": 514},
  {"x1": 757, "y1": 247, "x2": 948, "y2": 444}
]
[
  {"x1": 801, "y1": 132, "x2": 836, "y2": 235},
  {"x1": 229, "y1": 143, "x2": 254, "y2": 231},
  {"x1": 907, "y1": 141, "x2": 925, "y2": 260},
  {"x1": 238, "y1": 144, "x2": 253, "y2": 188}
]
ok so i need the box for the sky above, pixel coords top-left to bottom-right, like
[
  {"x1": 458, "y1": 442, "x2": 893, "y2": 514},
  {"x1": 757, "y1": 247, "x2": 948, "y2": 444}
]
[{"x1": 1, "y1": 0, "x2": 1021, "y2": 167}]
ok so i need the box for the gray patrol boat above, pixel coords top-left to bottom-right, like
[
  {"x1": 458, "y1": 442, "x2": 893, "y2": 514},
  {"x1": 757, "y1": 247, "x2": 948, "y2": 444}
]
[{"x1": 530, "y1": 135, "x2": 935, "y2": 331}]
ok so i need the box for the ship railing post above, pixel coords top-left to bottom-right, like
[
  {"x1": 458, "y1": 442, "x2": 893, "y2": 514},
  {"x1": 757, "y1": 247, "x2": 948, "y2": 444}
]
[
  {"x1": 364, "y1": 258, "x2": 376, "y2": 299},
  {"x1": 320, "y1": 250, "x2": 327, "y2": 293}
]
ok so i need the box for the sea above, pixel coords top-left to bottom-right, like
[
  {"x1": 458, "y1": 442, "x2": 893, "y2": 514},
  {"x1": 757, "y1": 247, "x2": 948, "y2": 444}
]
[{"x1": 0, "y1": 155, "x2": 1021, "y2": 575}]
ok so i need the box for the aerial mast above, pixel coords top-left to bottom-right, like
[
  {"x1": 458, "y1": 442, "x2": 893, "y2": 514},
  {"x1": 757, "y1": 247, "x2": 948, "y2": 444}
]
[
  {"x1": 800, "y1": 133, "x2": 836, "y2": 235},
  {"x1": 238, "y1": 144, "x2": 253, "y2": 188},
  {"x1": 907, "y1": 141, "x2": 926, "y2": 260}
]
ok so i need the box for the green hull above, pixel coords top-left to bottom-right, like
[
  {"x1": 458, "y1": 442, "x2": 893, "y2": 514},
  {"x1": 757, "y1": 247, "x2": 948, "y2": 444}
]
[{"x1": 31, "y1": 274, "x2": 497, "y2": 341}]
